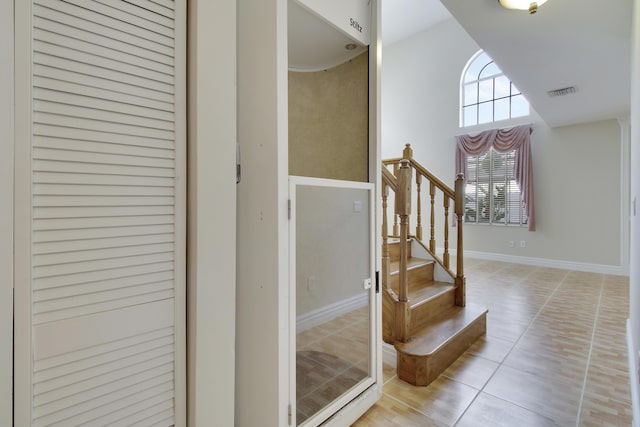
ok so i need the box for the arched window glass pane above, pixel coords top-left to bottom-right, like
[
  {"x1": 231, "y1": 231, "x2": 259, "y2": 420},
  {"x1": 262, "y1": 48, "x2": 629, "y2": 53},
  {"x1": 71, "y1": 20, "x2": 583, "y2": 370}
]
[
  {"x1": 463, "y1": 105, "x2": 478, "y2": 127},
  {"x1": 479, "y1": 62, "x2": 501, "y2": 79},
  {"x1": 478, "y1": 102, "x2": 493, "y2": 124},
  {"x1": 494, "y1": 76, "x2": 511, "y2": 99},
  {"x1": 463, "y1": 51, "x2": 490, "y2": 83},
  {"x1": 460, "y1": 50, "x2": 530, "y2": 127},
  {"x1": 464, "y1": 84, "x2": 477, "y2": 106},
  {"x1": 511, "y1": 94, "x2": 529, "y2": 118},
  {"x1": 494, "y1": 98, "x2": 510, "y2": 121},
  {"x1": 478, "y1": 79, "x2": 493, "y2": 103}
]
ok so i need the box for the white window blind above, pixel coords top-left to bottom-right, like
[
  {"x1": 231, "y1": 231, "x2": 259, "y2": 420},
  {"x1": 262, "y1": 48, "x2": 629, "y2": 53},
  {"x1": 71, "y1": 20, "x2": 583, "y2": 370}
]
[{"x1": 464, "y1": 149, "x2": 527, "y2": 226}]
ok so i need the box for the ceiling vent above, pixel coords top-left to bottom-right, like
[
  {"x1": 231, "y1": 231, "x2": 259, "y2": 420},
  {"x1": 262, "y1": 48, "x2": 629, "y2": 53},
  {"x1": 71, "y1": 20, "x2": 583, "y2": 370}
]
[{"x1": 547, "y1": 86, "x2": 577, "y2": 97}]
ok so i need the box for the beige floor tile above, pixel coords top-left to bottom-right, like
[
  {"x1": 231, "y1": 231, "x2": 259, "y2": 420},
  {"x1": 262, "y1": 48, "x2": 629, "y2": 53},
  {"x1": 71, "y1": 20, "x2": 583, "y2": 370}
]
[
  {"x1": 382, "y1": 375, "x2": 478, "y2": 426},
  {"x1": 583, "y1": 363, "x2": 631, "y2": 404},
  {"x1": 579, "y1": 393, "x2": 633, "y2": 427},
  {"x1": 590, "y1": 341, "x2": 629, "y2": 372},
  {"x1": 485, "y1": 315, "x2": 529, "y2": 342},
  {"x1": 484, "y1": 365, "x2": 582, "y2": 426},
  {"x1": 466, "y1": 334, "x2": 515, "y2": 363},
  {"x1": 442, "y1": 353, "x2": 499, "y2": 389},
  {"x1": 455, "y1": 392, "x2": 560, "y2": 427},
  {"x1": 503, "y1": 342, "x2": 588, "y2": 381},
  {"x1": 296, "y1": 326, "x2": 330, "y2": 350},
  {"x1": 351, "y1": 395, "x2": 445, "y2": 427}
]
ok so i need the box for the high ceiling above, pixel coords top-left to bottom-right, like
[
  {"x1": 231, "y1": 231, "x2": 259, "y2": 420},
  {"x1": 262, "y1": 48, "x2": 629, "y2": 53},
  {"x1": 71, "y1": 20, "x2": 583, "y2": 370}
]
[
  {"x1": 439, "y1": 0, "x2": 633, "y2": 128},
  {"x1": 381, "y1": 0, "x2": 450, "y2": 47},
  {"x1": 289, "y1": 0, "x2": 633, "y2": 128}
]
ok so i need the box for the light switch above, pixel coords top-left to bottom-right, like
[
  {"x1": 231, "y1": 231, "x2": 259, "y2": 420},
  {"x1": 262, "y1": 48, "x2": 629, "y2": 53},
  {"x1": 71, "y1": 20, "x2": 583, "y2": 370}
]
[{"x1": 353, "y1": 200, "x2": 363, "y2": 213}]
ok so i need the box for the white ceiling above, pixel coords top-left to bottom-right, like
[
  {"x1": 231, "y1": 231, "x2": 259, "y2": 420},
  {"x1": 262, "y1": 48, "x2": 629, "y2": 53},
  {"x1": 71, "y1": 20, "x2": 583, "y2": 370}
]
[
  {"x1": 440, "y1": 0, "x2": 633, "y2": 128},
  {"x1": 381, "y1": 0, "x2": 450, "y2": 46},
  {"x1": 288, "y1": 0, "x2": 633, "y2": 128}
]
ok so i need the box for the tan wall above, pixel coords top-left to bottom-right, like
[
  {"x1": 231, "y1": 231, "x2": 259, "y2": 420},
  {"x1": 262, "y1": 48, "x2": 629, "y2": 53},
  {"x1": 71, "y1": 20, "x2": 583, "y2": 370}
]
[{"x1": 289, "y1": 51, "x2": 368, "y2": 182}]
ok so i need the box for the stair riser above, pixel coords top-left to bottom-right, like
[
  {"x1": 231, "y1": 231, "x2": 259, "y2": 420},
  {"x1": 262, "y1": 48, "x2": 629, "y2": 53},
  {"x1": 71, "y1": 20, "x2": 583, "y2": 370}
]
[
  {"x1": 409, "y1": 289, "x2": 456, "y2": 334},
  {"x1": 397, "y1": 313, "x2": 487, "y2": 387},
  {"x1": 388, "y1": 241, "x2": 411, "y2": 264},
  {"x1": 390, "y1": 263, "x2": 434, "y2": 294}
]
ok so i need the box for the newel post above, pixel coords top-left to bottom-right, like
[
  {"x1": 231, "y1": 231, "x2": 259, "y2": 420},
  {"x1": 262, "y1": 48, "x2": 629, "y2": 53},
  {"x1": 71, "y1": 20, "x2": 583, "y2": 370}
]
[
  {"x1": 395, "y1": 159, "x2": 412, "y2": 342},
  {"x1": 403, "y1": 143, "x2": 413, "y2": 160},
  {"x1": 454, "y1": 173, "x2": 466, "y2": 307}
]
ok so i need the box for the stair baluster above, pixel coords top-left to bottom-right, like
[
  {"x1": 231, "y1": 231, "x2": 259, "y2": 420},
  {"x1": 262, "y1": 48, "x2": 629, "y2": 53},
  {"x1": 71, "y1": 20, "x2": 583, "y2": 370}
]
[
  {"x1": 443, "y1": 197, "x2": 450, "y2": 269},
  {"x1": 455, "y1": 173, "x2": 466, "y2": 306},
  {"x1": 429, "y1": 182, "x2": 436, "y2": 253},
  {"x1": 392, "y1": 163, "x2": 399, "y2": 236},
  {"x1": 416, "y1": 174, "x2": 423, "y2": 240}
]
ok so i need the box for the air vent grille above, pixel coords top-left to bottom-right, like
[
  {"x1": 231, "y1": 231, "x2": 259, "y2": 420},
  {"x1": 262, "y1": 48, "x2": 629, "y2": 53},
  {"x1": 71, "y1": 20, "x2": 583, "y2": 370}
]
[{"x1": 547, "y1": 86, "x2": 577, "y2": 97}]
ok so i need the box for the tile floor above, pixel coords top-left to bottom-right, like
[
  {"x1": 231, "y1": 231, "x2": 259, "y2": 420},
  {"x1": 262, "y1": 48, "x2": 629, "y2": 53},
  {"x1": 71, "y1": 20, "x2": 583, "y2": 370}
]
[
  {"x1": 296, "y1": 306, "x2": 371, "y2": 424},
  {"x1": 353, "y1": 259, "x2": 632, "y2": 427}
]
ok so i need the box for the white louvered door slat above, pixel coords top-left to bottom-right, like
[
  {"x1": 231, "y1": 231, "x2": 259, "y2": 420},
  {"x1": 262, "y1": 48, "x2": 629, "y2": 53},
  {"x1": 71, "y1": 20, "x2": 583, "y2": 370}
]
[{"x1": 17, "y1": 0, "x2": 186, "y2": 425}]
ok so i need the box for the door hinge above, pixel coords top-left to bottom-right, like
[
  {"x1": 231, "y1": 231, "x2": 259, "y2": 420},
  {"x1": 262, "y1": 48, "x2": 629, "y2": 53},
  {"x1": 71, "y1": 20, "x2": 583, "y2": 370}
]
[
  {"x1": 288, "y1": 199, "x2": 291, "y2": 220},
  {"x1": 288, "y1": 403, "x2": 292, "y2": 425},
  {"x1": 375, "y1": 271, "x2": 380, "y2": 293},
  {"x1": 236, "y1": 143, "x2": 241, "y2": 184}
]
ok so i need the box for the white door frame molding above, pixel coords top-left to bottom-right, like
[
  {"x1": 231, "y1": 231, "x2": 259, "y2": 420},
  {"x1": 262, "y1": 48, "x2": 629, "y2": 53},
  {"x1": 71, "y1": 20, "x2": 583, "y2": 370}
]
[{"x1": 0, "y1": 0, "x2": 14, "y2": 424}]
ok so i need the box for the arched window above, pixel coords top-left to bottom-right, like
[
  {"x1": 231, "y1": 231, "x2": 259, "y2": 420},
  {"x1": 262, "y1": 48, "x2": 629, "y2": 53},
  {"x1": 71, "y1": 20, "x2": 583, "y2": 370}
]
[
  {"x1": 460, "y1": 50, "x2": 529, "y2": 127},
  {"x1": 458, "y1": 51, "x2": 532, "y2": 227}
]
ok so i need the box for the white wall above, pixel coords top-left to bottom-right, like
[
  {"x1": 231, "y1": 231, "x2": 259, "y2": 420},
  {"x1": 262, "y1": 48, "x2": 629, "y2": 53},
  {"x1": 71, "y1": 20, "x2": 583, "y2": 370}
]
[
  {"x1": 236, "y1": 0, "x2": 290, "y2": 425},
  {"x1": 296, "y1": 186, "x2": 370, "y2": 315},
  {"x1": 187, "y1": 1, "x2": 237, "y2": 425},
  {"x1": 0, "y1": 0, "x2": 13, "y2": 424},
  {"x1": 629, "y1": 0, "x2": 640, "y2": 423},
  {"x1": 382, "y1": 18, "x2": 624, "y2": 272}
]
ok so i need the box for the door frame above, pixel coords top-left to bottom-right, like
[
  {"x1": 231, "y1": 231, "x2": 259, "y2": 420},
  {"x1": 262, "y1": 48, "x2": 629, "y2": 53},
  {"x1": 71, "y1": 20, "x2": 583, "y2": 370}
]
[{"x1": 0, "y1": 0, "x2": 14, "y2": 424}]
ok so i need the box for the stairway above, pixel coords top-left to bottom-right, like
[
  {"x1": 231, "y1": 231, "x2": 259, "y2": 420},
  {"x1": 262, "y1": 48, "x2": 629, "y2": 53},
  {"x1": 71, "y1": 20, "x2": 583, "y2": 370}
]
[{"x1": 384, "y1": 238, "x2": 487, "y2": 387}]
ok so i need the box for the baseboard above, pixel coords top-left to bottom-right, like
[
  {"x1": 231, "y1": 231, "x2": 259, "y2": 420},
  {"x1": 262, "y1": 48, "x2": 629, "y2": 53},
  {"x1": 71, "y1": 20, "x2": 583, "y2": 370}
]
[
  {"x1": 462, "y1": 250, "x2": 629, "y2": 276},
  {"x1": 627, "y1": 319, "x2": 640, "y2": 427},
  {"x1": 296, "y1": 293, "x2": 368, "y2": 333},
  {"x1": 382, "y1": 342, "x2": 396, "y2": 367}
]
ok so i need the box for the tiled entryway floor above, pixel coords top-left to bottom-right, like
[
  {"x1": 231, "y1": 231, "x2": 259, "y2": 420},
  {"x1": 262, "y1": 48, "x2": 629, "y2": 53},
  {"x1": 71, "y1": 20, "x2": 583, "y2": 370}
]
[{"x1": 354, "y1": 259, "x2": 632, "y2": 427}]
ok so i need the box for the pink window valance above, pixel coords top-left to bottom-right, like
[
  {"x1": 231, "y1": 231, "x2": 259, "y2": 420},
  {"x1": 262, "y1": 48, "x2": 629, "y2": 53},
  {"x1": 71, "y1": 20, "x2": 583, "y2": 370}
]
[{"x1": 455, "y1": 124, "x2": 536, "y2": 231}]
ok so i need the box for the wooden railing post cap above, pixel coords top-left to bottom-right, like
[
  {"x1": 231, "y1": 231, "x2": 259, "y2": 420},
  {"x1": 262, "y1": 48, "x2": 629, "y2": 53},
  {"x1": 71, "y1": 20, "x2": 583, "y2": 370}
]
[
  {"x1": 399, "y1": 159, "x2": 410, "y2": 169},
  {"x1": 403, "y1": 144, "x2": 413, "y2": 159},
  {"x1": 456, "y1": 173, "x2": 464, "y2": 180}
]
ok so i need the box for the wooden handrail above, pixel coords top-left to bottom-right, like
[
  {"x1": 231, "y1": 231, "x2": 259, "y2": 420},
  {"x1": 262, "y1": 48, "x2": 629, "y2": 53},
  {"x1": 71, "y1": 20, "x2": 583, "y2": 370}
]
[
  {"x1": 381, "y1": 167, "x2": 398, "y2": 192},
  {"x1": 409, "y1": 160, "x2": 455, "y2": 199}
]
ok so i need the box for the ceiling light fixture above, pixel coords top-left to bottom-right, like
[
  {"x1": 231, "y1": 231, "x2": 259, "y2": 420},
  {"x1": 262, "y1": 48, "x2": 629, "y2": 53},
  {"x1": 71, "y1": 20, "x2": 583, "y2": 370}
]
[
  {"x1": 345, "y1": 43, "x2": 357, "y2": 51},
  {"x1": 498, "y1": 0, "x2": 548, "y2": 14}
]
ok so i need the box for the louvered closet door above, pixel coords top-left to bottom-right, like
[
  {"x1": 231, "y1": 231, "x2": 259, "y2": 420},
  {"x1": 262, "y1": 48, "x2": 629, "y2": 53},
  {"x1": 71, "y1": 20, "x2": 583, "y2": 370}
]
[{"x1": 16, "y1": 0, "x2": 186, "y2": 425}]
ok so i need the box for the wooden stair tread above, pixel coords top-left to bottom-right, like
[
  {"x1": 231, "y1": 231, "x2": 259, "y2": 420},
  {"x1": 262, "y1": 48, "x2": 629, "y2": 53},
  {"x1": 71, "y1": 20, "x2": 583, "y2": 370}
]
[
  {"x1": 408, "y1": 282, "x2": 455, "y2": 308},
  {"x1": 389, "y1": 257, "x2": 433, "y2": 275},
  {"x1": 395, "y1": 304, "x2": 487, "y2": 357}
]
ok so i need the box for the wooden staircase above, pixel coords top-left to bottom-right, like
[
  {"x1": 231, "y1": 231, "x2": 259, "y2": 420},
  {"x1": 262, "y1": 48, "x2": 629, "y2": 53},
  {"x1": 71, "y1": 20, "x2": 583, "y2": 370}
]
[{"x1": 382, "y1": 145, "x2": 487, "y2": 387}]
